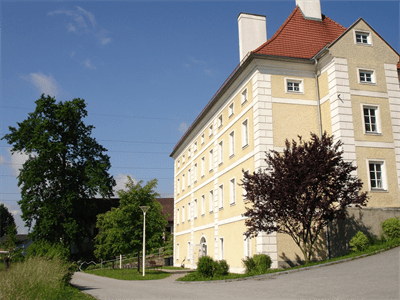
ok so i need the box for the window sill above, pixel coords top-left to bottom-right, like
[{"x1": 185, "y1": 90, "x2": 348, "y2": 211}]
[
  {"x1": 370, "y1": 189, "x2": 388, "y2": 193},
  {"x1": 201, "y1": 175, "x2": 205, "y2": 179},
  {"x1": 359, "y1": 82, "x2": 377, "y2": 86},
  {"x1": 219, "y1": 207, "x2": 224, "y2": 211},
  {"x1": 365, "y1": 132, "x2": 382, "y2": 136},
  {"x1": 241, "y1": 100, "x2": 248, "y2": 106},
  {"x1": 219, "y1": 162, "x2": 223, "y2": 166},
  {"x1": 356, "y1": 42, "x2": 372, "y2": 47},
  {"x1": 286, "y1": 91, "x2": 303, "y2": 94},
  {"x1": 229, "y1": 113, "x2": 234, "y2": 119},
  {"x1": 242, "y1": 144, "x2": 249, "y2": 150},
  {"x1": 230, "y1": 202, "x2": 236, "y2": 206},
  {"x1": 201, "y1": 214, "x2": 205, "y2": 217},
  {"x1": 229, "y1": 154, "x2": 235, "y2": 159},
  {"x1": 209, "y1": 211, "x2": 213, "y2": 214},
  {"x1": 209, "y1": 169, "x2": 213, "y2": 173}
]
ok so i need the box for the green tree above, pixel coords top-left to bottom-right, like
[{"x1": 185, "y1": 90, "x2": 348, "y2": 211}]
[
  {"x1": 0, "y1": 203, "x2": 16, "y2": 238},
  {"x1": 0, "y1": 224, "x2": 18, "y2": 270},
  {"x1": 94, "y1": 177, "x2": 168, "y2": 269},
  {"x1": 242, "y1": 133, "x2": 368, "y2": 263},
  {"x1": 1, "y1": 94, "x2": 116, "y2": 251}
]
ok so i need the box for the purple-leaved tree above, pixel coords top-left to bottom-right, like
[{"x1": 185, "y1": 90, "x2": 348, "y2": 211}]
[{"x1": 242, "y1": 133, "x2": 368, "y2": 263}]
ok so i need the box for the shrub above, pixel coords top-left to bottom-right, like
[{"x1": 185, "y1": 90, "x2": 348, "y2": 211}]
[
  {"x1": 214, "y1": 259, "x2": 229, "y2": 276},
  {"x1": 382, "y1": 217, "x2": 400, "y2": 240},
  {"x1": 26, "y1": 240, "x2": 69, "y2": 261},
  {"x1": 350, "y1": 231, "x2": 369, "y2": 252},
  {"x1": 197, "y1": 256, "x2": 215, "y2": 277},
  {"x1": 253, "y1": 254, "x2": 272, "y2": 274},
  {"x1": 242, "y1": 256, "x2": 256, "y2": 274}
]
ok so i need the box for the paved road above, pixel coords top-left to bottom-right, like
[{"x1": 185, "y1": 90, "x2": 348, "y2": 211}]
[{"x1": 72, "y1": 247, "x2": 399, "y2": 300}]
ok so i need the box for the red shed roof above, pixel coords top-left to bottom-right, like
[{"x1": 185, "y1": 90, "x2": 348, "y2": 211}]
[{"x1": 253, "y1": 6, "x2": 346, "y2": 59}]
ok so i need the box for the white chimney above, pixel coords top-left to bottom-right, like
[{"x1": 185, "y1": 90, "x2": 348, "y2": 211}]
[
  {"x1": 296, "y1": 0, "x2": 322, "y2": 21},
  {"x1": 238, "y1": 13, "x2": 267, "y2": 63}
]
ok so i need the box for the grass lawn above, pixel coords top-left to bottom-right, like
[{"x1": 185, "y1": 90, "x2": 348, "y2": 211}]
[
  {"x1": 158, "y1": 266, "x2": 189, "y2": 270},
  {"x1": 178, "y1": 238, "x2": 400, "y2": 282},
  {"x1": 85, "y1": 268, "x2": 171, "y2": 280}
]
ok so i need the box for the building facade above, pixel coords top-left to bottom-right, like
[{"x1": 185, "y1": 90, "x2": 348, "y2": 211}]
[{"x1": 170, "y1": 0, "x2": 400, "y2": 272}]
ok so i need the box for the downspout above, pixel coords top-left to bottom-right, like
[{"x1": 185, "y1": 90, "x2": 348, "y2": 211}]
[{"x1": 314, "y1": 57, "x2": 331, "y2": 260}]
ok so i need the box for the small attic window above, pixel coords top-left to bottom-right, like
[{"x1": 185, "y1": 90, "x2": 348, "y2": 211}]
[
  {"x1": 354, "y1": 30, "x2": 372, "y2": 46},
  {"x1": 285, "y1": 78, "x2": 303, "y2": 93}
]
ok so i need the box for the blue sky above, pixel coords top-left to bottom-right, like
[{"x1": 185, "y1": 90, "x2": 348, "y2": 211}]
[{"x1": 1, "y1": 0, "x2": 399, "y2": 234}]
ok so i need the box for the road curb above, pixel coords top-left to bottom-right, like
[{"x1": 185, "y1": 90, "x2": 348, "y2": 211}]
[{"x1": 174, "y1": 245, "x2": 400, "y2": 284}]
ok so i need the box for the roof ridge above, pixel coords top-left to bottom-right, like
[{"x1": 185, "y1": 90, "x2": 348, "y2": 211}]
[{"x1": 252, "y1": 6, "x2": 300, "y2": 54}]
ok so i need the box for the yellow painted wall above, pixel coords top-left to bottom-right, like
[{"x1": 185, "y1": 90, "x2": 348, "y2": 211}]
[
  {"x1": 318, "y1": 71, "x2": 329, "y2": 99},
  {"x1": 321, "y1": 101, "x2": 333, "y2": 135},
  {"x1": 175, "y1": 233, "x2": 191, "y2": 265},
  {"x1": 273, "y1": 103, "x2": 319, "y2": 147},
  {"x1": 271, "y1": 74, "x2": 317, "y2": 100},
  {"x1": 329, "y1": 21, "x2": 399, "y2": 93},
  {"x1": 351, "y1": 95, "x2": 394, "y2": 143},
  {"x1": 192, "y1": 181, "x2": 215, "y2": 228},
  {"x1": 355, "y1": 147, "x2": 400, "y2": 207},
  {"x1": 192, "y1": 227, "x2": 215, "y2": 264}
]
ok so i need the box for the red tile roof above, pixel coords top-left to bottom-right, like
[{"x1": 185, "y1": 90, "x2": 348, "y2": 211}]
[{"x1": 253, "y1": 6, "x2": 346, "y2": 59}]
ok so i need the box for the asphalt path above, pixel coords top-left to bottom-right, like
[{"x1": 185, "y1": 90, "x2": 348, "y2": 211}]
[{"x1": 72, "y1": 247, "x2": 399, "y2": 300}]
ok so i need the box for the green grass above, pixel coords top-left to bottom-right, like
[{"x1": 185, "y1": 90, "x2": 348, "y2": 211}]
[
  {"x1": 85, "y1": 268, "x2": 171, "y2": 280},
  {"x1": 178, "y1": 238, "x2": 400, "y2": 282},
  {"x1": 0, "y1": 256, "x2": 94, "y2": 300},
  {"x1": 158, "y1": 265, "x2": 189, "y2": 270}
]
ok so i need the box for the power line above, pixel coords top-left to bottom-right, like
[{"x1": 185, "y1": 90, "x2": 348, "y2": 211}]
[
  {"x1": 0, "y1": 163, "x2": 172, "y2": 170},
  {"x1": 0, "y1": 146, "x2": 171, "y2": 154}
]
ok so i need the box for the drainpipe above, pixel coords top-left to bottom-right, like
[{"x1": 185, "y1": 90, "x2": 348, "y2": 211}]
[{"x1": 314, "y1": 57, "x2": 331, "y2": 260}]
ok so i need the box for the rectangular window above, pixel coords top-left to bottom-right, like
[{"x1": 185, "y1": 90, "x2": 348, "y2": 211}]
[
  {"x1": 187, "y1": 169, "x2": 191, "y2": 187},
  {"x1": 194, "y1": 199, "x2": 198, "y2": 218},
  {"x1": 359, "y1": 69, "x2": 375, "y2": 84},
  {"x1": 194, "y1": 141, "x2": 198, "y2": 152},
  {"x1": 241, "y1": 88, "x2": 248, "y2": 105},
  {"x1": 188, "y1": 202, "x2": 191, "y2": 221},
  {"x1": 209, "y1": 149, "x2": 213, "y2": 171},
  {"x1": 209, "y1": 125, "x2": 213, "y2": 137},
  {"x1": 363, "y1": 106, "x2": 379, "y2": 133},
  {"x1": 242, "y1": 119, "x2": 249, "y2": 148},
  {"x1": 182, "y1": 154, "x2": 185, "y2": 164},
  {"x1": 177, "y1": 208, "x2": 180, "y2": 224},
  {"x1": 177, "y1": 160, "x2": 180, "y2": 168},
  {"x1": 182, "y1": 205, "x2": 185, "y2": 223},
  {"x1": 229, "y1": 103, "x2": 234, "y2": 117},
  {"x1": 244, "y1": 237, "x2": 251, "y2": 258},
  {"x1": 201, "y1": 134, "x2": 205, "y2": 145},
  {"x1": 209, "y1": 190, "x2": 214, "y2": 213},
  {"x1": 218, "y1": 115, "x2": 223, "y2": 127},
  {"x1": 188, "y1": 148, "x2": 191, "y2": 158},
  {"x1": 218, "y1": 141, "x2": 223, "y2": 165},
  {"x1": 201, "y1": 195, "x2": 205, "y2": 216},
  {"x1": 219, "y1": 238, "x2": 224, "y2": 260},
  {"x1": 182, "y1": 174, "x2": 185, "y2": 191},
  {"x1": 194, "y1": 163, "x2": 198, "y2": 182},
  {"x1": 187, "y1": 242, "x2": 191, "y2": 262},
  {"x1": 355, "y1": 31, "x2": 371, "y2": 45},
  {"x1": 219, "y1": 184, "x2": 224, "y2": 209},
  {"x1": 201, "y1": 157, "x2": 205, "y2": 177},
  {"x1": 176, "y1": 243, "x2": 179, "y2": 261},
  {"x1": 369, "y1": 162, "x2": 385, "y2": 190},
  {"x1": 229, "y1": 131, "x2": 235, "y2": 157},
  {"x1": 287, "y1": 80, "x2": 301, "y2": 92},
  {"x1": 177, "y1": 178, "x2": 180, "y2": 194},
  {"x1": 242, "y1": 170, "x2": 249, "y2": 201},
  {"x1": 230, "y1": 178, "x2": 236, "y2": 205}
]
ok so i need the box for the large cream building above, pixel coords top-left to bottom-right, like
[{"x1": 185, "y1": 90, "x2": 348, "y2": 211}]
[{"x1": 170, "y1": 0, "x2": 400, "y2": 271}]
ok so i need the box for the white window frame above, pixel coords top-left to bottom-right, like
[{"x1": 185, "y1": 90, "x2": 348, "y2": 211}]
[
  {"x1": 176, "y1": 243, "x2": 180, "y2": 261},
  {"x1": 194, "y1": 163, "x2": 198, "y2": 182},
  {"x1": 209, "y1": 125, "x2": 213, "y2": 137},
  {"x1": 194, "y1": 141, "x2": 198, "y2": 152},
  {"x1": 182, "y1": 174, "x2": 185, "y2": 191},
  {"x1": 188, "y1": 148, "x2": 191, "y2": 158},
  {"x1": 218, "y1": 114, "x2": 223, "y2": 127},
  {"x1": 177, "y1": 208, "x2": 180, "y2": 224},
  {"x1": 177, "y1": 178, "x2": 180, "y2": 194},
  {"x1": 201, "y1": 156, "x2": 205, "y2": 177},
  {"x1": 209, "y1": 189, "x2": 214, "y2": 213},
  {"x1": 187, "y1": 242, "x2": 191, "y2": 262},
  {"x1": 242, "y1": 119, "x2": 249, "y2": 148},
  {"x1": 354, "y1": 30, "x2": 372, "y2": 46},
  {"x1": 358, "y1": 68, "x2": 376, "y2": 84},
  {"x1": 218, "y1": 141, "x2": 223, "y2": 165},
  {"x1": 194, "y1": 199, "x2": 198, "y2": 219},
  {"x1": 285, "y1": 78, "x2": 303, "y2": 93},
  {"x1": 201, "y1": 194, "x2": 205, "y2": 216},
  {"x1": 182, "y1": 154, "x2": 185, "y2": 164},
  {"x1": 187, "y1": 202, "x2": 191, "y2": 221},
  {"x1": 230, "y1": 177, "x2": 236, "y2": 205},
  {"x1": 209, "y1": 149, "x2": 213, "y2": 172},
  {"x1": 229, "y1": 102, "x2": 234, "y2": 118},
  {"x1": 241, "y1": 88, "x2": 248, "y2": 105},
  {"x1": 182, "y1": 205, "x2": 185, "y2": 223},
  {"x1": 362, "y1": 104, "x2": 381, "y2": 134},
  {"x1": 187, "y1": 169, "x2": 191, "y2": 187},
  {"x1": 367, "y1": 160, "x2": 387, "y2": 191},
  {"x1": 219, "y1": 184, "x2": 224, "y2": 209},
  {"x1": 229, "y1": 130, "x2": 235, "y2": 158},
  {"x1": 219, "y1": 237, "x2": 224, "y2": 260},
  {"x1": 243, "y1": 169, "x2": 249, "y2": 201},
  {"x1": 201, "y1": 134, "x2": 205, "y2": 145},
  {"x1": 177, "y1": 160, "x2": 180, "y2": 168}
]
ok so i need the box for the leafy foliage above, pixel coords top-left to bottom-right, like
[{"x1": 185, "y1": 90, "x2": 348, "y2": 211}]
[
  {"x1": 242, "y1": 256, "x2": 257, "y2": 274},
  {"x1": 350, "y1": 231, "x2": 369, "y2": 252},
  {"x1": 197, "y1": 256, "x2": 230, "y2": 277},
  {"x1": 242, "y1": 133, "x2": 368, "y2": 263},
  {"x1": 242, "y1": 254, "x2": 271, "y2": 274},
  {"x1": 26, "y1": 240, "x2": 70, "y2": 261},
  {"x1": 214, "y1": 259, "x2": 230, "y2": 276},
  {"x1": 0, "y1": 203, "x2": 16, "y2": 238},
  {"x1": 94, "y1": 177, "x2": 168, "y2": 260},
  {"x1": 1, "y1": 95, "x2": 116, "y2": 250},
  {"x1": 381, "y1": 217, "x2": 400, "y2": 240}
]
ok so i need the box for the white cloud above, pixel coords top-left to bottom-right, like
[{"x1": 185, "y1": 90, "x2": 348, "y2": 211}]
[
  {"x1": 7, "y1": 148, "x2": 30, "y2": 176},
  {"x1": 96, "y1": 29, "x2": 112, "y2": 46},
  {"x1": 113, "y1": 174, "x2": 136, "y2": 196},
  {"x1": 67, "y1": 23, "x2": 77, "y2": 32},
  {"x1": 11, "y1": 210, "x2": 21, "y2": 216},
  {"x1": 178, "y1": 122, "x2": 189, "y2": 133},
  {"x1": 21, "y1": 72, "x2": 60, "y2": 97},
  {"x1": 189, "y1": 56, "x2": 204, "y2": 64},
  {"x1": 77, "y1": 6, "x2": 96, "y2": 28},
  {"x1": 204, "y1": 69, "x2": 214, "y2": 77},
  {"x1": 83, "y1": 58, "x2": 96, "y2": 70},
  {"x1": 0, "y1": 154, "x2": 5, "y2": 164}
]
